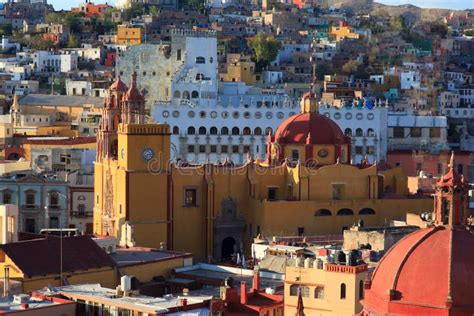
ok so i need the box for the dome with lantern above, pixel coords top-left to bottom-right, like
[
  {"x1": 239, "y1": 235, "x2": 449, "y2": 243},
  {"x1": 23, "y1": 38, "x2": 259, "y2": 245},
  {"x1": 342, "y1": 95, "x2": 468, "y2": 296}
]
[
  {"x1": 267, "y1": 91, "x2": 351, "y2": 166},
  {"x1": 361, "y1": 153, "x2": 473, "y2": 315}
]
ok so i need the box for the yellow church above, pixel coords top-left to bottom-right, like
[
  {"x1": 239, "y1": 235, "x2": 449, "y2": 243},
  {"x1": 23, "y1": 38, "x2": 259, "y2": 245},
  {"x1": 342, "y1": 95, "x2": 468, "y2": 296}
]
[{"x1": 93, "y1": 76, "x2": 432, "y2": 261}]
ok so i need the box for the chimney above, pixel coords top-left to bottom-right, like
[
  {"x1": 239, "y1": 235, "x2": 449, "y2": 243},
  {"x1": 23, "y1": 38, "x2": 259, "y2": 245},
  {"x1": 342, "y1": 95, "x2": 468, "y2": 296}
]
[
  {"x1": 179, "y1": 298, "x2": 187, "y2": 307},
  {"x1": 240, "y1": 281, "x2": 248, "y2": 305},
  {"x1": 252, "y1": 271, "x2": 260, "y2": 292}
]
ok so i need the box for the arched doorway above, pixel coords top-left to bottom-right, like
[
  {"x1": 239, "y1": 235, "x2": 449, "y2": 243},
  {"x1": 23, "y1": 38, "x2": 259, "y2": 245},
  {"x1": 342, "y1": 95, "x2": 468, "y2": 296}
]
[{"x1": 221, "y1": 236, "x2": 236, "y2": 260}]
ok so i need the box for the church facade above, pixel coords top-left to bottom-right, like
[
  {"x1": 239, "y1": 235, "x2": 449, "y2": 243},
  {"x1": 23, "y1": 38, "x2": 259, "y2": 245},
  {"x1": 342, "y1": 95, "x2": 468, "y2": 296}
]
[{"x1": 93, "y1": 76, "x2": 432, "y2": 261}]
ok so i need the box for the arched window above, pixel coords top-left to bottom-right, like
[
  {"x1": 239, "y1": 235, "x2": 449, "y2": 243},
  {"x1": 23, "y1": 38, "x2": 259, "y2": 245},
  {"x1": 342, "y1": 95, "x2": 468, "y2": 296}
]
[
  {"x1": 359, "y1": 208, "x2": 376, "y2": 215},
  {"x1": 367, "y1": 128, "x2": 375, "y2": 137},
  {"x1": 232, "y1": 127, "x2": 240, "y2": 135},
  {"x1": 182, "y1": 91, "x2": 190, "y2": 100},
  {"x1": 315, "y1": 286, "x2": 325, "y2": 299},
  {"x1": 210, "y1": 127, "x2": 218, "y2": 135},
  {"x1": 265, "y1": 127, "x2": 273, "y2": 135},
  {"x1": 355, "y1": 128, "x2": 363, "y2": 136},
  {"x1": 195, "y1": 56, "x2": 205, "y2": 64},
  {"x1": 243, "y1": 127, "x2": 251, "y2": 135},
  {"x1": 172, "y1": 126, "x2": 179, "y2": 135},
  {"x1": 221, "y1": 127, "x2": 229, "y2": 135},
  {"x1": 254, "y1": 127, "x2": 262, "y2": 135},
  {"x1": 49, "y1": 191, "x2": 59, "y2": 207},
  {"x1": 191, "y1": 90, "x2": 199, "y2": 98},
  {"x1": 315, "y1": 209, "x2": 332, "y2": 216},
  {"x1": 289, "y1": 285, "x2": 299, "y2": 296},
  {"x1": 359, "y1": 280, "x2": 364, "y2": 299},
  {"x1": 188, "y1": 126, "x2": 195, "y2": 135},
  {"x1": 173, "y1": 90, "x2": 181, "y2": 98},
  {"x1": 337, "y1": 208, "x2": 354, "y2": 216},
  {"x1": 199, "y1": 126, "x2": 206, "y2": 135},
  {"x1": 344, "y1": 128, "x2": 352, "y2": 137},
  {"x1": 340, "y1": 283, "x2": 346, "y2": 299}
]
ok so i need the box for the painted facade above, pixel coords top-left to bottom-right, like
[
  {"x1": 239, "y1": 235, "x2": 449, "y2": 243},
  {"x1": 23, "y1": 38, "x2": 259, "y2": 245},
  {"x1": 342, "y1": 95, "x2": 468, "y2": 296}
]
[{"x1": 94, "y1": 78, "x2": 433, "y2": 262}]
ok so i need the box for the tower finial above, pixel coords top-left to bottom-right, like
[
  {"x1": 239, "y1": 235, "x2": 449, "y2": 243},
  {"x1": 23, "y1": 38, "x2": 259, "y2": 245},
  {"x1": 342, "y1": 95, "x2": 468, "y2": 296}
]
[
  {"x1": 449, "y1": 151, "x2": 454, "y2": 169},
  {"x1": 131, "y1": 72, "x2": 137, "y2": 88}
]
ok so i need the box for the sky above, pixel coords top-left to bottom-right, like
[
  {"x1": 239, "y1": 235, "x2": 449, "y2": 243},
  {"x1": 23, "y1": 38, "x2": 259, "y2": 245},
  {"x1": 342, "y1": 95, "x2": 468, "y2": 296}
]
[{"x1": 47, "y1": 0, "x2": 473, "y2": 11}]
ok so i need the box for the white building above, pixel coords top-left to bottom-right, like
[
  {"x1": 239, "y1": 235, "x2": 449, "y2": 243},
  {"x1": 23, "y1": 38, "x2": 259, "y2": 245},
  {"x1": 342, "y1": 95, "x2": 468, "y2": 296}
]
[
  {"x1": 387, "y1": 109, "x2": 448, "y2": 152},
  {"x1": 320, "y1": 103, "x2": 389, "y2": 163},
  {"x1": 155, "y1": 81, "x2": 296, "y2": 164},
  {"x1": 400, "y1": 70, "x2": 421, "y2": 90},
  {"x1": 32, "y1": 51, "x2": 78, "y2": 74}
]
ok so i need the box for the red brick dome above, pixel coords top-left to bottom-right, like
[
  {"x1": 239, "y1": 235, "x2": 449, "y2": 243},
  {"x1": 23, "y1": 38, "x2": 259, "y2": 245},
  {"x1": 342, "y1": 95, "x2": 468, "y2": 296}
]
[
  {"x1": 274, "y1": 112, "x2": 349, "y2": 145},
  {"x1": 363, "y1": 226, "x2": 474, "y2": 315}
]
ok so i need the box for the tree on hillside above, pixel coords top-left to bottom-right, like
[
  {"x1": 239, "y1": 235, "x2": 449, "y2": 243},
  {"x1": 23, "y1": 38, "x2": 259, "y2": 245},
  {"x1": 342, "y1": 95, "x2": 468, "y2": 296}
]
[
  {"x1": 390, "y1": 15, "x2": 406, "y2": 31},
  {"x1": 248, "y1": 32, "x2": 282, "y2": 71},
  {"x1": 67, "y1": 34, "x2": 78, "y2": 48},
  {"x1": 45, "y1": 12, "x2": 81, "y2": 33}
]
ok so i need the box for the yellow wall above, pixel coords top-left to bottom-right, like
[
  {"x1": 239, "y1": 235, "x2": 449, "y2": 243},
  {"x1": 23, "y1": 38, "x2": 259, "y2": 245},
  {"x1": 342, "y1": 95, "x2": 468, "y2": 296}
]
[
  {"x1": 330, "y1": 25, "x2": 360, "y2": 42},
  {"x1": 220, "y1": 60, "x2": 258, "y2": 84},
  {"x1": 117, "y1": 25, "x2": 142, "y2": 45},
  {"x1": 0, "y1": 253, "x2": 117, "y2": 293},
  {"x1": 285, "y1": 264, "x2": 366, "y2": 315},
  {"x1": 119, "y1": 257, "x2": 189, "y2": 283},
  {"x1": 94, "y1": 121, "x2": 434, "y2": 261}
]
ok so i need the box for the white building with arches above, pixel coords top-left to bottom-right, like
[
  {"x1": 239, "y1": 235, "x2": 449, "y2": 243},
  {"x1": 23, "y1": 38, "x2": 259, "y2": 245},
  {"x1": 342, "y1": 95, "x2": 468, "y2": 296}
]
[
  {"x1": 319, "y1": 102, "x2": 389, "y2": 164},
  {"x1": 155, "y1": 81, "x2": 297, "y2": 164}
]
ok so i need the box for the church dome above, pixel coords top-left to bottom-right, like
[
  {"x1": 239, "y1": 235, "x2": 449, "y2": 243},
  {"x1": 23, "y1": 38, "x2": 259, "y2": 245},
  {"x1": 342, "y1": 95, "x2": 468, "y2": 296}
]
[
  {"x1": 363, "y1": 226, "x2": 474, "y2": 314},
  {"x1": 274, "y1": 112, "x2": 349, "y2": 145},
  {"x1": 362, "y1": 156, "x2": 473, "y2": 315}
]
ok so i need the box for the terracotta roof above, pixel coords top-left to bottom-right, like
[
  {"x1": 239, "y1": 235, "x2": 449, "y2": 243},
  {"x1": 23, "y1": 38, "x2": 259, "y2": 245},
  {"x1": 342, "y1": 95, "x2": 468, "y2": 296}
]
[
  {"x1": 274, "y1": 112, "x2": 349, "y2": 145},
  {"x1": 0, "y1": 236, "x2": 115, "y2": 277},
  {"x1": 25, "y1": 137, "x2": 96, "y2": 146},
  {"x1": 363, "y1": 226, "x2": 474, "y2": 313}
]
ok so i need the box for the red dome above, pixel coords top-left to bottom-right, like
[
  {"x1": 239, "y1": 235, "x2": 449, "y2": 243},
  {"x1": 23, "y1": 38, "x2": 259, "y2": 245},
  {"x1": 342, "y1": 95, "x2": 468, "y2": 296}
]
[
  {"x1": 109, "y1": 76, "x2": 128, "y2": 91},
  {"x1": 274, "y1": 112, "x2": 349, "y2": 145},
  {"x1": 363, "y1": 226, "x2": 474, "y2": 315}
]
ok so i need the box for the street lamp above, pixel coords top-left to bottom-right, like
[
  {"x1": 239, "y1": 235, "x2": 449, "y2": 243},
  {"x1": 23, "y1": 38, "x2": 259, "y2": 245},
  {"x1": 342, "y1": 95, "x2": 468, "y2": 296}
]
[{"x1": 44, "y1": 191, "x2": 67, "y2": 287}]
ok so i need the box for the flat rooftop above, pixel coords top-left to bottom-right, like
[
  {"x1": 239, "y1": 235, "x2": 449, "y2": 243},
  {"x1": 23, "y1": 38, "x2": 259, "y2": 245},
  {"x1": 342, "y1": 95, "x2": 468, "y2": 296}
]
[
  {"x1": 0, "y1": 294, "x2": 68, "y2": 313},
  {"x1": 110, "y1": 247, "x2": 192, "y2": 267},
  {"x1": 175, "y1": 263, "x2": 284, "y2": 290},
  {"x1": 41, "y1": 284, "x2": 211, "y2": 314}
]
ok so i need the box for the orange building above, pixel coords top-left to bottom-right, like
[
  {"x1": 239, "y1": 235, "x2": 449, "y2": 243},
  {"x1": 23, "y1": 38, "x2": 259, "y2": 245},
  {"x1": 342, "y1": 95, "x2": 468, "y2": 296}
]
[
  {"x1": 330, "y1": 21, "x2": 360, "y2": 42},
  {"x1": 72, "y1": 2, "x2": 110, "y2": 18},
  {"x1": 116, "y1": 25, "x2": 143, "y2": 45}
]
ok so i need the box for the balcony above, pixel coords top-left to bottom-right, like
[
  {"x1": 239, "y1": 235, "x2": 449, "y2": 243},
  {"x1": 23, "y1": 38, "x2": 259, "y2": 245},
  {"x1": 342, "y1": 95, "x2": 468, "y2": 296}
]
[
  {"x1": 70, "y1": 211, "x2": 93, "y2": 218},
  {"x1": 22, "y1": 204, "x2": 40, "y2": 211},
  {"x1": 324, "y1": 263, "x2": 368, "y2": 274}
]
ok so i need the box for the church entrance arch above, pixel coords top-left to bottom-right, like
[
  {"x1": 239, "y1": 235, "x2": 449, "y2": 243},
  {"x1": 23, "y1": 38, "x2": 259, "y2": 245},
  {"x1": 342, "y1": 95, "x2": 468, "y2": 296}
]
[{"x1": 221, "y1": 236, "x2": 236, "y2": 260}]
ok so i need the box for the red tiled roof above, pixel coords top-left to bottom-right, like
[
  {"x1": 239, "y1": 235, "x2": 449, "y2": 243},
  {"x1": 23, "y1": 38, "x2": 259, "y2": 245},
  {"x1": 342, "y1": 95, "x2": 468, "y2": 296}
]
[
  {"x1": 25, "y1": 137, "x2": 96, "y2": 146},
  {"x1": 0, "y1": 236, "x2": 115, "y2": 277}
]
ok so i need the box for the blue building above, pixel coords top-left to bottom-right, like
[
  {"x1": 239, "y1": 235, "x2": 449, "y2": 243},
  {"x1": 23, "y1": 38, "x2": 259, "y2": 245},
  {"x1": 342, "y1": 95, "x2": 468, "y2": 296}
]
[{"x1": 0, "y1": 173, "x2": 69, "y2": 233}]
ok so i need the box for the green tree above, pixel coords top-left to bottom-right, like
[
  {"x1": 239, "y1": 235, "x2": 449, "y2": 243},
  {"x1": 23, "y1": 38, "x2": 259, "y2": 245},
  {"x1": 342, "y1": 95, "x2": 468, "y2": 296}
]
[
  {"x1": 46, "y1": 12, "x2": 81, "y2": 33},
  {"x1": 342, "y1": 60, "x2": 359, "y2": 75},
  {"x1": 185, "y1": 0, "x2": 206, "y2": 11},
  {"x1": 390, "y1": 15, "x2": 406, "y2": 31},
  {"x1": 430, "y1": 22, "x2": 448, "y2": 38},
  {"x1": 248, "y1": 32, "x2": 282, "y2": 71},
  {"x1": 149, "y1": 5, "x2": 159, "y2": 15},
  {"x1": 67, "y1": 34, "x2": 78, "y2": 48},
  {"x1": 0, "y1": 24, "x2": 12, "y2": 37}
]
